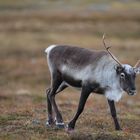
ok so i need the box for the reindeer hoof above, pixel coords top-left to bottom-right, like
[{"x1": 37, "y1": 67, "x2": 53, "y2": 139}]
[
  {"x1": 56, "y1": 122, "x2": 65, "y2": 129},
  {"x1": 46, "y1": 122, "x2": 52, "y2": 127},
  {"x1": 65, "y1": 128, "x2": 74, "y2": 134},
  {"x1": 115, "y1": 127, "x2": 122, "y2": 131},
  {"x1": 46, "y1": 120, "x2": 54, "y2": 127},
  {"x1": 65, "y1": 124, "x2": 74, "y2": 134}
]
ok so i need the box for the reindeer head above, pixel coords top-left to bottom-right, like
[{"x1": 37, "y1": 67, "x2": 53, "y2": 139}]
[
  {"x1": 116, "y1": 62, "x2": 140, "y2": 95},
  {"x1": 102, "y1": 34, "x2": 140, "y2": 96}
]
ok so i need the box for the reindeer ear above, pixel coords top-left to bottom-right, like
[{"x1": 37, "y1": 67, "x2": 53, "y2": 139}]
[
  {"x1": 134, "y1": 60, "x2": 140, "y2": 74},
  {"x1": 114, "y1": 65, "x2": 123, "y2": 74}
]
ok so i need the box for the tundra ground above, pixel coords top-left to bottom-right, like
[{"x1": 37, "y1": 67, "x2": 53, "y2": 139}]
[{"x1": 0, "y1": 0, "x2": 140, "y2": 140}]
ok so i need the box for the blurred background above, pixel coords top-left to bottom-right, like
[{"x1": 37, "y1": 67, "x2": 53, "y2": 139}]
[{"x1": 0, "y1": 0, "x2": 140, "y2": 139}]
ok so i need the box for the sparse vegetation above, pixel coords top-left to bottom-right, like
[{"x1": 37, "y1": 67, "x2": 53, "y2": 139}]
[{"x1": 0, "y1": 0, "x2": 140, "y2": 140}]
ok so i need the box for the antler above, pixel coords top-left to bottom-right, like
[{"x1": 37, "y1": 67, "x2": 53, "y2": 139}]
[
  {"x1": 102, "y1": 34, "x2": 122, "y2": 66},
  {"x1": 134, "y1": 60, "x2": 140, "y2": 68}
]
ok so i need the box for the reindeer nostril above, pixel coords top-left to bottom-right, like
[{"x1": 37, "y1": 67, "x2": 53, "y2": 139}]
[
  {"x1": 130, "y1": 86, "x2": 136, "y2": 91},
  {"x1": 131, "y1": 87, "x2": 136, "y2": 91}
]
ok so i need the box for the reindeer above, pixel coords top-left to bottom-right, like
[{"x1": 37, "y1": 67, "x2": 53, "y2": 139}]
[{"x1": 45, "y1": 34, "x2": 140, "y2": 131}]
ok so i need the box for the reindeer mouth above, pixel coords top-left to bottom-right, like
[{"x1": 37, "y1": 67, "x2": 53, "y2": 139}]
[{"x1": 128, "y1": 90, "x2": 137, "y2": 96}]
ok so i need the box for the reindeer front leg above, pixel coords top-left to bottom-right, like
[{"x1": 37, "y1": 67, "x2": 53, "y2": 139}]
[
  {"x1": 67, "y1": 85, "x2": 91, "y2": 131},
  {"x1": 107, "y1": 100, "x2": 122, "y2": 130}
]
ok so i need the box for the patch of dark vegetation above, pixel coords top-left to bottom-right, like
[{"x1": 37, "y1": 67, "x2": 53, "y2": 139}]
[
  {"x1": 69, "y1": 131, "x2": 136, "y2": 140},
  {"x1": 0, "y1": 95, "x2": 10, "y2": 100}
]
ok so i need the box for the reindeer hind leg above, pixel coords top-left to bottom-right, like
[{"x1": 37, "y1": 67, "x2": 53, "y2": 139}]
[
  {"x1": 46, "y1": 88, "x2": 54, "y2": 126},
  {"x1": 48, "y1": 72, "x2": 68, "y2": 128}
]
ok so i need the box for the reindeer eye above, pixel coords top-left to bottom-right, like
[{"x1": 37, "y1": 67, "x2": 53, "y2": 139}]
[{"x1": 120, "y1": 73, "x2": 125, "y2": 79}]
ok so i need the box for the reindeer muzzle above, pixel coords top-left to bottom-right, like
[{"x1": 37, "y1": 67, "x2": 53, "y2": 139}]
[{"x1": 128, "y1": 90, "x2": 137, "y2": 96}]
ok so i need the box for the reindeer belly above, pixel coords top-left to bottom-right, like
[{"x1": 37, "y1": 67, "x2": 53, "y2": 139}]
[{"x1": 62, "y1": 73, "x2": 82, "y2": 88}]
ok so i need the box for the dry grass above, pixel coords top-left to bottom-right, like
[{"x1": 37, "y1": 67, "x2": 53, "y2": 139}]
[{"x1": 0, "y1": 0, "x2": 140, "y2": 140}]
